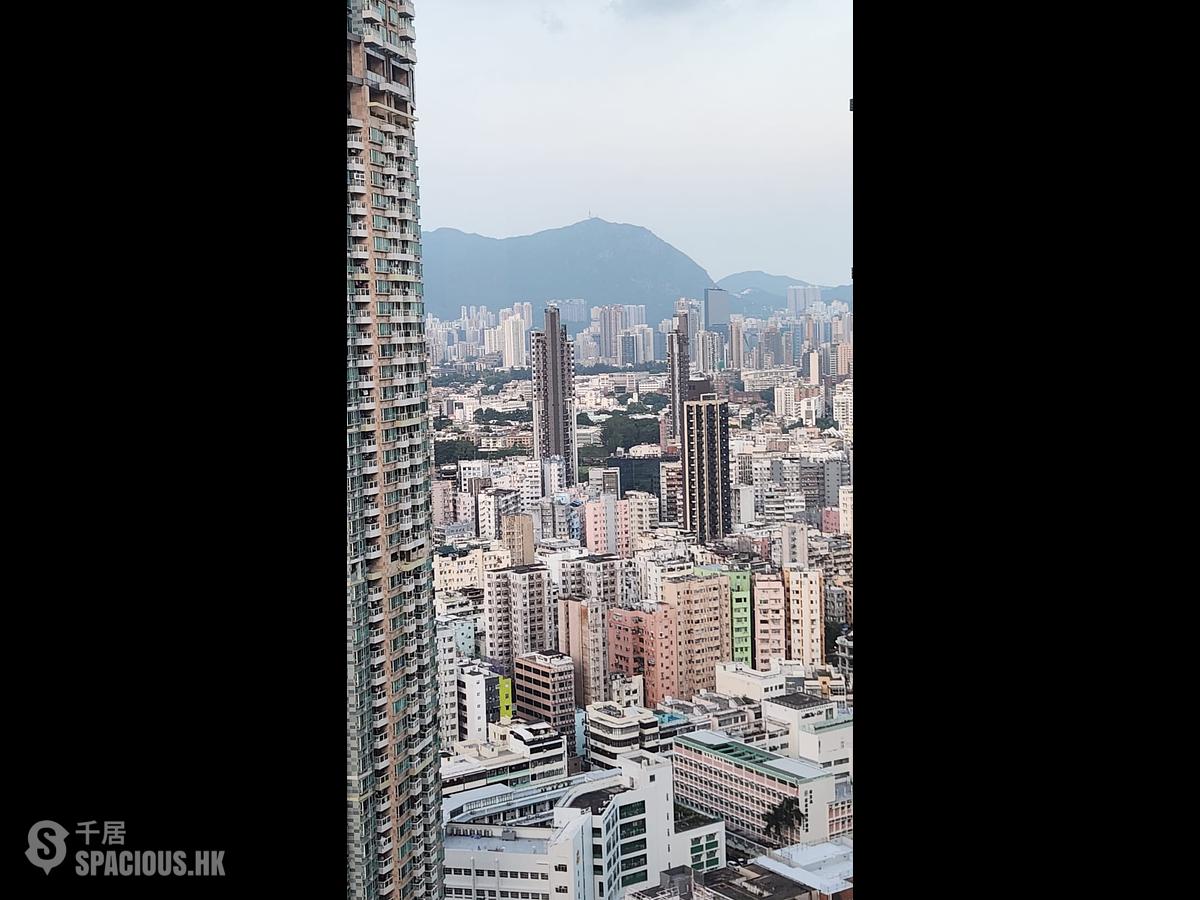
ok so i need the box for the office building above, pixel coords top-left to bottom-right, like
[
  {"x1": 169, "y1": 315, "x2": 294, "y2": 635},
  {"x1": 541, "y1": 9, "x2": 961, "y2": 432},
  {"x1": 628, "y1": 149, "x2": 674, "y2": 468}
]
[
  {"x1": 682, "y1": 396, "x2": 732, "y2": 544},
  {"x1": 513, "y1": 650, "x2": 578, "y2": 752},
  {"x1": 532, "y1": 305, "x2": 579, "y2": 486},
  {"x1": 703, "y1": 288, "x2": 730, "y2": 339},
  {"x1": 346, "y1": 3, "x2": 441, "y2": 897}
]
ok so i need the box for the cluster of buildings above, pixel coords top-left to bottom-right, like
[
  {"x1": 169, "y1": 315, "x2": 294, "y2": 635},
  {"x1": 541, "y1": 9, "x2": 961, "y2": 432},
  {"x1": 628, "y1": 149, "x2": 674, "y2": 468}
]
[
  {"x1": 421, "y1": 297, "x2": 855, "y2": 898},
  {"x1": 345, "y1": 8, "x2": 853, "y2": 893}
]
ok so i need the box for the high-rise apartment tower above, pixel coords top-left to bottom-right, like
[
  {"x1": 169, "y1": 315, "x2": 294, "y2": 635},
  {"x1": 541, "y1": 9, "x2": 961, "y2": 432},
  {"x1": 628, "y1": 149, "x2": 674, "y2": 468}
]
[
  {"x1": 532, "y1": 305, "x2": 579, "y2": 486},
  {"x1": 347, "y1": 4, "x2": 442, "y2": 900}
]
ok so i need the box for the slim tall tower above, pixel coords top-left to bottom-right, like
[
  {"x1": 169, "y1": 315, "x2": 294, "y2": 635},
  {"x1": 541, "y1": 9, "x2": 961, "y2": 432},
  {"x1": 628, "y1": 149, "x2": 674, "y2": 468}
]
[
  {"x1": 682, "y1": 394, "x2": 732, "y2": 544},
  {"x1": 532, "y1": 305, "x2": 579, "y2": 486},
  {"x1": 666, "y1": 310, "x2": 690, "y2": 443},
  {"x1": 347, "y1": 5, "x2": 441, "y2": 900}
]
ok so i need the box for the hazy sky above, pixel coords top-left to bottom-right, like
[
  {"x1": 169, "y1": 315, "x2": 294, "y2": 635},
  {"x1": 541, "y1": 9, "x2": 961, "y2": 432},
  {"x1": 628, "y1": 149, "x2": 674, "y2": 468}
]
[{"x1": 415, "y1": 0, "x2": 852, "y2": 285}]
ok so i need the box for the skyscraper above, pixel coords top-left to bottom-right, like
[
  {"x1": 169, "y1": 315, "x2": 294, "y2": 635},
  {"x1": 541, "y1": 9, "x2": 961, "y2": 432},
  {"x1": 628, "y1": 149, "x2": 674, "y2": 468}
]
[
  {"x1": 682, "y1": 394, "x2": 732, "y2": 544},
  {"x1": 703, "y1": 288, "x2": 730, "y2": 338},
  {"x1": 347, "y1": 4, "x2": 441, "y2": 900},
  {"x1": 532, "y1": 305, "x2": 579, "y2": 486},
  {"x1": 729, "y1": 318, "x2": 745, "y2": 370},
  {"x1": 666, "y1": 310, "x2": 690, "y2": 443},
  {"x1": 598, "y1": 305, "x2": 626, "y2": 362},
  {"x1": 501, "y1": 315, "x2": 527, "y2": 368}
]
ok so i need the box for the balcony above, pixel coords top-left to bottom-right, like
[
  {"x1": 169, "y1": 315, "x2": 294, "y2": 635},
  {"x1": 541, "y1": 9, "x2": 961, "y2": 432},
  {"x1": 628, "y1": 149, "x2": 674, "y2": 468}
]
[
  {"x1": 372, "y1": 672, "x2": 388, "y2": 687},
  {"x1": 369, "y1": 608, "x2": 385, "y2": 624},
  {"x1": 385, "y1": 81, "x2": 411, "y2": 101},
  {"x1": 347, "y1": 134, "x2": 365, "y2": 151},
  {"x1": 347, "y1": 180, "x2": 367, "y2": 194},
  {"x1": 347, "y1": 116, "x2": 364, "y2": 128},
  {"x1": 347, "y1": 246, "x2": 369, "y2": 259},
  {"x1": 355, "y1": 334, "x2": 374, "y2": 346},
  {"x1": 395, "y1": 22, "x2": 416, "y2": 42},
  {"x1": 347, "y1": 155, "x2": 366, "y2": 170},
  {"x1": 362, "y1": 6, "x2": 382, "y2": 23},
  {"x1": 376, "y1": 818, "x2": 392, "y2": 833},
  {"x1": 370, "y1": 629, "x2": 386, "y2": 644},
  {"x1": 374, "y1": 733, "x2": 390, "y2": 750},
  {"x1": 349, "y1": 222, "x2": 369, "y2": 236},
  {"x1": 373, "y1": 693, "x2": 388, "y2": 707}
]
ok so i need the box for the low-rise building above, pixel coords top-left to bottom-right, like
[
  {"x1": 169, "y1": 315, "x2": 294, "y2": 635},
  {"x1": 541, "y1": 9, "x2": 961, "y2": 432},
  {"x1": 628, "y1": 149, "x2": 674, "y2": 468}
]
[
  {"x1": 443, "y1": 751, "x2": 727, "y2": 900},
  {"x1": 674, "y1": 731, "x2": 851, "y2": 851},
  {"x1": 441, "y1": 720, "x2": 568, "y2": 798},
  {"x1": 585, "y1": 703, "x2": 662, "y2": 768}
]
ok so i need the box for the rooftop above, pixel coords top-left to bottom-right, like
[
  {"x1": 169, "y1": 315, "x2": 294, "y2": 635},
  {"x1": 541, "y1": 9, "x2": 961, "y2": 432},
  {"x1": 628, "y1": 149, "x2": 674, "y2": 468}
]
[
  {"x1": 765, "y1": 692, "x2": 832, "y2": 711},
  {"x1": 676, "y1": 731, "x2": 828, "y2": 783},
  {"x1": 443, "y1": 832, "x2": 548, "y2": 855},
  {"x1": 566, "y1": 786, "x2": 623, "y2": 815}
]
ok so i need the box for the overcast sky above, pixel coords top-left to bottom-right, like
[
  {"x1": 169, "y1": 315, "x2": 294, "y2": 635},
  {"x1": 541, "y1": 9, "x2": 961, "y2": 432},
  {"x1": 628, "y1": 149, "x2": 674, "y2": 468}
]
[{"x1": 415, "y1": 0, "x2": 852, "y2": 286}]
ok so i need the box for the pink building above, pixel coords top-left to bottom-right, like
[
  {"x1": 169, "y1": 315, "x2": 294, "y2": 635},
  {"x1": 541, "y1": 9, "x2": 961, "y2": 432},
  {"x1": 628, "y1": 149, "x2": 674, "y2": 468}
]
[
  {"x1": 641, "y1": 572, "x2": 729, "y2": 708},
  {"x1": 584, "y1": 494, "x2": 634, "y2": 557},
  {"x1": 608, "y1": 607, "x2": 649, "y2": 681},
  {"x1": 820, "y1": 507, "x2": 841, "y2": 533},
  {"x1": 751, "y1": 573, "x2": 786, "y2": 670}
]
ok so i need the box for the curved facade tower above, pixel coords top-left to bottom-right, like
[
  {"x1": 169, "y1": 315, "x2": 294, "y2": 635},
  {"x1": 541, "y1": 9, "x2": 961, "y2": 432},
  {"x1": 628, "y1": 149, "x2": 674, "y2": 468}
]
[{"x1": 347, "y1": 3, "x2": 441, "y2": 899}]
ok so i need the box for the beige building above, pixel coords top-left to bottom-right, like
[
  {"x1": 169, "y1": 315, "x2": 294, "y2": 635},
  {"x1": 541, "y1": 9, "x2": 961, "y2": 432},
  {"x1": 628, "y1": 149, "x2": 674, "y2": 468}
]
[
  {"x1": 501, "y1": 513, "x2": 534, "y2": 566},
  {"x1": 643, "y1": 572, "x2": 730, "y2": 709},
  {"x1": 433, "y1": 543, "x2": 512, "y2": 593},
  {"x1": 484, "y1": 565, "x2": 555, "y2": 671},
  {"x1": 783, "y1": 567, "x2": 824, "y2": 668}
]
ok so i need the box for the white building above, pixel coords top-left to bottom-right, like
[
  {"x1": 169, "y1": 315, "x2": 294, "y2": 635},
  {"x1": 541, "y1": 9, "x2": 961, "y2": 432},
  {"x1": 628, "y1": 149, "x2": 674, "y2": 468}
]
[
  {"x1": 715, "y1": 660, "x2": 841, "y2": 703},
  {"x1": 839, "y1": 484, "x2": 853, "y2": 546},
  {"x1": 585, "y1": 703, "x2": 662, "y2": 768},
  {"x1": 441, "y1": 720, "x2": 568, "y2": 797},
  {"x1": 443, "y1": 751, "x2": 727, "y2": 900},
  {"x1": 832, "y1": 379, "x2": 853, "y2": 435}
]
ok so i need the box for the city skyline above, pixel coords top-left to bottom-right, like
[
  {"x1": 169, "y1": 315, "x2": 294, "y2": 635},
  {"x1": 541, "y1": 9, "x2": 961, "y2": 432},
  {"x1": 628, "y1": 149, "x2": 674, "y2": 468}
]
[{"x1": 415, "y1": 0, "x2": 853, "y2": 285}]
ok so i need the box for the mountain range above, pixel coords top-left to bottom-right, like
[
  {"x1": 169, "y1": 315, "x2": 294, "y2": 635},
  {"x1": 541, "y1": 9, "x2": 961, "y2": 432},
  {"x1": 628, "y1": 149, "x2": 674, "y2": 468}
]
[{"x1": 420, "y1": 218, "x2": 851, "y2": 325}]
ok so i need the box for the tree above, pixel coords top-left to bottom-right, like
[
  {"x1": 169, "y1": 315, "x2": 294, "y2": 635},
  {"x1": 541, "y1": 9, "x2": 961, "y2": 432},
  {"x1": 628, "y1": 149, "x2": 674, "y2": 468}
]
[
  {"x1": 577, "y1": 412, "x2": 594, "y2": 426},
  {"x1": 762, "y1": 797, "x2": 808, "y2": 840},
  {"x1": 640, "y1": 393, "x2": 669, "y2": 413},
  {"x1": 434, "y1": 439, "x2": 479, "y2": 465}
]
